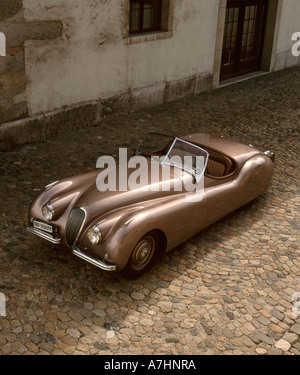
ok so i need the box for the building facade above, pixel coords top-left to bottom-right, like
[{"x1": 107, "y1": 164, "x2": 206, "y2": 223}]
[{"x1": 0, "y1": 0, "x2": 299, "y2": 149}]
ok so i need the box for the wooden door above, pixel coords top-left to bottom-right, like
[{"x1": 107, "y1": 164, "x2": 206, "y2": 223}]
[{"x1": 220, "y1": 0, "x2": 268, "y2": 81}]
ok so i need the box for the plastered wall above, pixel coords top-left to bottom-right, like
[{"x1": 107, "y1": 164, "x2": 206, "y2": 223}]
[{"x1": 23, "y1": 0, "x2": 219, "y2": 116}]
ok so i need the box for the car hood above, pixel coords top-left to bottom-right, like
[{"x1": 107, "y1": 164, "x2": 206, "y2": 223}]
[
  {"x1": 46, "y1": 159, "x2": 193, "y2": 221},
  {"x1": 79, "y1": 164, "x2": 190, "y2": 216}
]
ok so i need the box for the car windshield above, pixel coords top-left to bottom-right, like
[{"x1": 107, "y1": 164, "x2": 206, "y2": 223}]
[
  {"x1": 134, "y1": 133, "x2": 209, "y2": 179},
  {"x1": 134, "y1": 133, "x2": 175, "y2": 158}
]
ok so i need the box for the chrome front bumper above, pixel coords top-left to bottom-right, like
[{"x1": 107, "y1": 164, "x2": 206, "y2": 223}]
[
  {"x1": 27, "y1": 226, "x2": 61, "y2": 244},
  {"x1": 72, "y1": 247, "x2": 117, "y2": 272},
  {"x1": 27, "y1": 226, "x2": 116, "y2": 272}
]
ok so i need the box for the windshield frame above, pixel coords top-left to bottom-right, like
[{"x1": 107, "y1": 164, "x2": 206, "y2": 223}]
[
  {"x1": 160, "y1": 137, "x2": 210, "y2": 182},
  {"x1": 134, "y1": 134, "x2": 210, "y2": 183}
]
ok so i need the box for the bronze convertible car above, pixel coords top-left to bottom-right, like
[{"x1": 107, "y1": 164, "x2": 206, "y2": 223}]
[{"x1": 27, "y1": 133, "x2": 275, "y2": 277}]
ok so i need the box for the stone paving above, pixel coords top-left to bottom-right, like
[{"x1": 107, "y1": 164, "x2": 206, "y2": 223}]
[{"x1": 0, "y1": 66, "x2": 299, "y2": 355}]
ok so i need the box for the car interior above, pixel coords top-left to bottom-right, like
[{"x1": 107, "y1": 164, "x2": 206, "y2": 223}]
[
  {"x1": 166, "y1": 140, "x2": 236, "y2": 179},
  {"x1": 204, "y1": 148, "x2": 236, "y2": 178}
]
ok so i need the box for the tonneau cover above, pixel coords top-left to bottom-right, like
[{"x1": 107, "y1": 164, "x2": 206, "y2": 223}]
[{"x1": 181, "y1": 133, "x2": 262, "y2": 166}]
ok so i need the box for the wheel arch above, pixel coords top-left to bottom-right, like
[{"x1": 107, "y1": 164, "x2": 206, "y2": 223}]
[
  {"x1": 149, "y1": 228, "x2": 167, "y2": 255},
  {"x1": 121, "y1": 228, "x2": 167, "y2": 278}
]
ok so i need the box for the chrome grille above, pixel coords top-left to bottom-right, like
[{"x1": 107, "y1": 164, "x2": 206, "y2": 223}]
[{"x1": 66, "y1": 208, "x2": 86, "y2": 247}]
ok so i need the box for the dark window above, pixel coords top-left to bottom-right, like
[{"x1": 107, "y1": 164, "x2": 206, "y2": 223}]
[{"x1": 130, "y1": 0, "x2": 163, "y2": 34}]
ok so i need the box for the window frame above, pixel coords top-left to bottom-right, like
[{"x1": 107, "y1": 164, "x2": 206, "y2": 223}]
[{"x1": 129, "y1": 0, "x2": 164, "y2": 35}]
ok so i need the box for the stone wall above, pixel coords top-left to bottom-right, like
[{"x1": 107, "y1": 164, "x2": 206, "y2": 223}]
[
  {"x1": 0, "y1": 0, "x2": 217, "y2": 150},
  {"x1": 0, "y1": 0, "x2": 27, "y2": 124},
  {"x1": 21, "y1": 0, "x2": 217, "y2": 117},
  {"x1": 0, "y1": 0, "x2": 62, "y2": 125},
  {"x1": 0, "y1": 0, "x2": 300, "y2": 151}
]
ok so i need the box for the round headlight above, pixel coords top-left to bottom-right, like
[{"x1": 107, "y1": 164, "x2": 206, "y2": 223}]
[
  {"x1": 42, "y1": 203, "x2": 55, "y2": 221},
  {"x1": 87, "y1": 227, "x2": 102, "y2": 245}
]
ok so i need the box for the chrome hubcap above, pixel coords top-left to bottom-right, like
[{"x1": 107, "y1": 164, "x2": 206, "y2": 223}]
[
  {"x1": 131, "y1": 236, "x2": 155, "y2": 270},
  {"x1": 135, "y1": 241, "x2": 151, "y2": 263}
]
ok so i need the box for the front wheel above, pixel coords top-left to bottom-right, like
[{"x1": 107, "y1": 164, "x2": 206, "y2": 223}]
[{"x1": 122, "y1": 232, "x2": 160, "y2": 278}]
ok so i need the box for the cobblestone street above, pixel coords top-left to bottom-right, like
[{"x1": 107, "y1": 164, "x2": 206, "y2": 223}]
[{"x1": 0, "y1": 66, "x2": 299, "y2": 355}]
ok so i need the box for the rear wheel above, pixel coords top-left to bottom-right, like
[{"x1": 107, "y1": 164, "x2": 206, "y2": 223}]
[{"x1": 122, "y1": 231, "x2": 161, "y2": 278}]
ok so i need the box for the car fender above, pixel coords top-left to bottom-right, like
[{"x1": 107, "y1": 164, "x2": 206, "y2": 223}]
[
  {"x1": 238, "y1": 154, "x2": 274, "y2": 205},
  {"x1": 28, "y1": 171, "x2": 99, "y2": 222},
  {"x1": 102, "y1": 192, "x2": 207, "y2": 271}
]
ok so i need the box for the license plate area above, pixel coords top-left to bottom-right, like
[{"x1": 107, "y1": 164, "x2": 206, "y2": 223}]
[{"x1": 33, "y1": 220, "x2": 53, "y2": 234}]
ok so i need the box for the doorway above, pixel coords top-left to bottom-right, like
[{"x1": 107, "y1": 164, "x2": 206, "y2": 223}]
[{"x1": 220, "y1": 0, "x2": 268, "y2": 81}]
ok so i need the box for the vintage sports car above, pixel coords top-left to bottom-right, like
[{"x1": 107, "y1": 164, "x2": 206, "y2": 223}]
[{"x1": 27, "y1": 133, "x2": 275, "y2": 277}]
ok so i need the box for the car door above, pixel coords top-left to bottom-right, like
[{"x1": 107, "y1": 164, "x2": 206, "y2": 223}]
[{"x1": 204, "y1": 178, "x2": 241, "y2": 228}]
